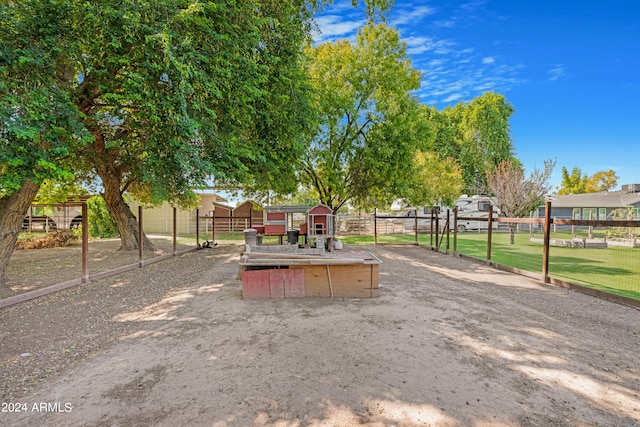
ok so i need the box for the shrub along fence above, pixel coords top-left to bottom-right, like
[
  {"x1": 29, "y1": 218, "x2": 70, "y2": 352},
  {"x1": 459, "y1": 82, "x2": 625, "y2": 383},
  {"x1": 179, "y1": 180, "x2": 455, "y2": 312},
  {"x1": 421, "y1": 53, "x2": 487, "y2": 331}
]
[{"x1": 372, "y1": 201, "x2": 640, "y2": 307}]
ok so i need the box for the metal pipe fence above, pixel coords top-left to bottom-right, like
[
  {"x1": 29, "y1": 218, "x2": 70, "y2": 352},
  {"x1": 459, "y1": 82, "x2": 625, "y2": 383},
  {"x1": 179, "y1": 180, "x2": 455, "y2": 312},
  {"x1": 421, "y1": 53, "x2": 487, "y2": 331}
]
[
  {"x1": 7, "y1": 201, "x2": 639, "y2": 308},
  {"x1": 367, "y1": 201, "x2": 640, "y2": 307},
  {"x1": 3, "y1": 205, "x2": 200, "y2": 308}
]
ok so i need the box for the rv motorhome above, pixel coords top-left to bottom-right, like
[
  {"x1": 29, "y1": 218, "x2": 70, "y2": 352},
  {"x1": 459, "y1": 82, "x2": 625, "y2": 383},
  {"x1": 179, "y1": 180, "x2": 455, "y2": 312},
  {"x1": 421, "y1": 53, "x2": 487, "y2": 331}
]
[
  {"x1": 394, "y1": 195, "x2": 500, "y2": 232},
  {"x1": 447, "y1": 195, "x2": 500, "y2": 231}
]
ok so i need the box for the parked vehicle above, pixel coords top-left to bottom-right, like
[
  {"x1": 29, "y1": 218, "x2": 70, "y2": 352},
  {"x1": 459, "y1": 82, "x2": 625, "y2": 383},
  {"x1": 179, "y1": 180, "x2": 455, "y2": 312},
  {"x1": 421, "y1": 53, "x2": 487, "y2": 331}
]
[
  {"x1": 444, "y1": 195, "x2": 500, "y2": 232},
  {"x1": 23, "y1": 205, "x2": 83, "y2": 232},
  {"x1": 392, "y1": 207, "x2": 433, "y2": 231},
  {"x1": 393, "y1": 195, "x2": 500, "y2": 232}
]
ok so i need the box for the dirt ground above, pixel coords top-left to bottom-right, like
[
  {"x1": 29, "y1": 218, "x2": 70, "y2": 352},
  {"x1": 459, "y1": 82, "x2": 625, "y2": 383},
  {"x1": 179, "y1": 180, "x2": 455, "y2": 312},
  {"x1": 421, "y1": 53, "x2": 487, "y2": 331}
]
[{"x1": 1, "y1": 242, "x2": 639, "y2": 427}]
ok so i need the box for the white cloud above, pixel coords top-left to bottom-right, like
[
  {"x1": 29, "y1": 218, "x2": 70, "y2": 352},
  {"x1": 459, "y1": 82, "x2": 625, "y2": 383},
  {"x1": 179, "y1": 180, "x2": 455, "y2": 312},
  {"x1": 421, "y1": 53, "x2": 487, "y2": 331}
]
[
  {"x1": 461, "y1": 0, "x2": 489, "y2": 13},
  {"x1": 393, "y1": 5, "x2": 437, "y2": 26},
  {"x1": 320, "y1": 0, "x2": 354, "y2": 14},
  {"x1": 313, "y1": 14, "x2": 364, "y2": 43},
  {"x1": 418, "y1": 53, "x2": 525, "y2": 106},
  {"x1": 435, "y1": 20, "x2": 456, "y2": 28},
  {"x1": 405, "y1": 36, "x2": 458, "y2": 55},
  {"x1": 547, "y1": 64, "x2": 568, "y2": 81},
  {"x1": 482, "y1": 56, "x2": 496, "y2": 64},
  {"x1": 474, "y1": 82, "x2": 496, "y2": 91},
  {"x1": 432, "y1": 0, "x2": 489, "y2": 29},
  {"x1": 443, "y1": 93, "x2": 465, "y2": 103}
]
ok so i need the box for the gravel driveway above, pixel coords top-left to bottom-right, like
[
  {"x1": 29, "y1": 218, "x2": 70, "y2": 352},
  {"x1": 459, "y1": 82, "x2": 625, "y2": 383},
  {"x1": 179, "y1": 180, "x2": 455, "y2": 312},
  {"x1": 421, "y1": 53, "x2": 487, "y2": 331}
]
[{"x1": 1, "y1": 243, "x2": 639, "y2": 426}]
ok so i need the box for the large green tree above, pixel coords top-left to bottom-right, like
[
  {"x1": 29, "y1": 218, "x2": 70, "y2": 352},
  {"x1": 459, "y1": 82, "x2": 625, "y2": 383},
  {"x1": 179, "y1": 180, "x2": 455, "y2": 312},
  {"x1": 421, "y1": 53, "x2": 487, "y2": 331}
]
[
  {"x1": 1, "y1": 0, "x2": 313, "y2": 287},
  {"x1": 300, "y1": 22, "x2": 432, "y2": 212},
  {"x1": 72, "y1": 0, "x2": 317, "y2": 251},
  {"x1": 2, "y1": 1, "x2": 312, "y2": 233},
  {"x1": 1, "y1": 0, "x2": 93, "y2": 288},
  {"x1": 428, "y1": 92, "x2": 515, "y2": 193},
  {"x1": 403, "y1": 152, "x2": 464, "y2": 209},
  {"x1": 0, "y1": 0, "x2": 393, "y2": 288}
]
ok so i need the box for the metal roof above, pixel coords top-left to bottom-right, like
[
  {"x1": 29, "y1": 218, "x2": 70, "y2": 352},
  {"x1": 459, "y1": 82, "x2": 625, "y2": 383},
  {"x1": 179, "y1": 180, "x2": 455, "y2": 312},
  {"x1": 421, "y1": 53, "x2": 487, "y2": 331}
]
[
  {"x1": 264, "y1": 205, "x2": 309, "y2": 213},
  {"x1": 549, "y1": 191, "x2": 640, "y2": 208}
]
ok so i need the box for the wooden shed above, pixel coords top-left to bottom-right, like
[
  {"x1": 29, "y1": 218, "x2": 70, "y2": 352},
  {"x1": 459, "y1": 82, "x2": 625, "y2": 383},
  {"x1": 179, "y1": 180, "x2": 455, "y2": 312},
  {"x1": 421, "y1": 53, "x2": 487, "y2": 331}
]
[
  {"x1": 211, "y1": 202, "x2": 232, "y2": 233},
  {"x1": 264, "y1": 210, "x2": 286, "y2": 236},
  {"x1": 233, "y1": 200, "x2": 263, "y2": 231}
]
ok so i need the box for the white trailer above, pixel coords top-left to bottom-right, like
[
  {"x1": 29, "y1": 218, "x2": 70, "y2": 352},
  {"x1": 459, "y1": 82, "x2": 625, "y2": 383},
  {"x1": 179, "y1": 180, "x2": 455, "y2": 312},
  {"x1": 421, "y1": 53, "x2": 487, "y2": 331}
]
[
  {"x1": 23, "y1": 204, "x2": 83, "y2": 231},
  {"x1": 445, "y1": 195, "x2": 500, "y2": 232},
  {"x1": 393, "y1": 195, "x2": 500, "y2": 232}
]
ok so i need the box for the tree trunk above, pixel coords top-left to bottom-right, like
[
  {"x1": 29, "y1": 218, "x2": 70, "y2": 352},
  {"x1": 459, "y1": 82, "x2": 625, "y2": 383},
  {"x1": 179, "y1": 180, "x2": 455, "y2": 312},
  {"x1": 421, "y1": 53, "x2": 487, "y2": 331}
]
[
  {"x1": 509, "y1": 223, "x2": 517, "y2": 245},
  {"x1": 98, "y1": 167, "x2": 155, "y2": 252},
  {"x1": 0, "y1": 180, "x2": 41, "y2": 289}
]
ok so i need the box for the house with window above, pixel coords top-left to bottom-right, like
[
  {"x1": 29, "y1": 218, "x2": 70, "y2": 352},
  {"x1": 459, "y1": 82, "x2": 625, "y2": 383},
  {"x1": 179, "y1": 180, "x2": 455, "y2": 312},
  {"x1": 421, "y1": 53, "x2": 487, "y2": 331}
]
[{"x1": 541, "y1": 184, "x2": 640, "y2": 220}]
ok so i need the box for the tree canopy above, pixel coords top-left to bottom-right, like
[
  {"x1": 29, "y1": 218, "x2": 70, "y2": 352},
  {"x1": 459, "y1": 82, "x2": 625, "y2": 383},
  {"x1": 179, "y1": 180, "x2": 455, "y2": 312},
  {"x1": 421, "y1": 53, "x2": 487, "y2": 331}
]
[
  {"x1": 428, "y1": 92, "x2": 515, "y2": 193},
  {"x1": 403, "y1": 152, "x2": 464, "y2": 209},
  {"x1": 299, "y1": 22, "x2": 433, "y2": 212},
  {"x1": 557, "y1": 166, "x2": 618, "y2": 195},
  {"x1": 1, "y1": 0, "x2": 320, "y2": 286},
  {"x1": 2, "y1": 0, "x2": 317, "y2": 250},
  {"x1": 0, "y1": 1, "x2": 93, "y2": 196}
]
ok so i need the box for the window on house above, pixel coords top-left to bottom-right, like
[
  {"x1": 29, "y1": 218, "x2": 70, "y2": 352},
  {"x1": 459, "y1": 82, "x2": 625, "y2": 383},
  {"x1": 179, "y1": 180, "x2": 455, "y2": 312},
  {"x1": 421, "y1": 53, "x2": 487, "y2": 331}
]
[
  {"x1": 583, "y1": 208, "x2": 597, "y2": 220},
  {"x1": 599, "y1": 208, "x2": 607, "y2": 220},
  {"x1": 572, "y1": 208, "x2": 581, "y2": 219}
]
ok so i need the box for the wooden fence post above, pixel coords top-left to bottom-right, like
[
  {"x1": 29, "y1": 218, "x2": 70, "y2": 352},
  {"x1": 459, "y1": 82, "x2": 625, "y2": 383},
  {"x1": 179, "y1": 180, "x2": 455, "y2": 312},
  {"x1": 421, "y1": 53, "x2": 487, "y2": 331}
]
[
  {"x1": 542, "y1": 200, "x2": 552, "y2": 283},
  {"x1": 196, "y1": 208, "x2": 200, "y2": 248},
  {"x1": 453, "y1": 207, "x2": 458, "y2": 255},
  {"x1": 486, "y1": 205, "x2": 493, "y2": 263},
  {"x1": 173, "y1": 207, "x2": 177, "y2": 255},
  {"x1": 414, "y1": 208, "x2": 418, "y2": 246},
  {"x1": 374, "y1": 208, "x2": 378, "y2": 245},
  {"x1": 434, "y1": 208, "x2": 440, "y2": 252},
  {"x1": 82, "y1": 202, "x2": 89, "y2": 284},
  {"x1": 445, "y1": 209, "x2": 450, "y2": 254},
  {"x1": 138, "y1": 206, "x2": 143, "y2": 267},
  {"x1": 430, "y1": 208, "x2": 435, "y2": 249}
]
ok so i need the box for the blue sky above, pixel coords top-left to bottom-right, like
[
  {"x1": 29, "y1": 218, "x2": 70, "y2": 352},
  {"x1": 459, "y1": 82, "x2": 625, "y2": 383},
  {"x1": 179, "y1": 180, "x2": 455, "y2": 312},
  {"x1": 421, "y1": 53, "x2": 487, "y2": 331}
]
[{"x1": 313, "y1": 0, "x2": 640, "y2": 191}]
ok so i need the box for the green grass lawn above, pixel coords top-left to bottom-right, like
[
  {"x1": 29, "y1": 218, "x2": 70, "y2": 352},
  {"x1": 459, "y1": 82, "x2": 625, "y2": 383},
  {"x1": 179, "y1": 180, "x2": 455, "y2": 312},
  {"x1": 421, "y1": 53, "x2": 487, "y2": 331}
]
[
  {"x1": 454, "y1": 231, "x2": 640, "y2": 301},
  {"x1": 340, "y1": 231, "x2": 640, "y2": 301}
]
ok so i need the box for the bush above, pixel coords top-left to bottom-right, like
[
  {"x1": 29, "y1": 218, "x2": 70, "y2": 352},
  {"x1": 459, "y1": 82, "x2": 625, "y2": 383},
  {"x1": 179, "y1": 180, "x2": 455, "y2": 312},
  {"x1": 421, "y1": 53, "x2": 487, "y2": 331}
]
[
  {"x1": 606, "y1": 207, "x2": 636, "y2": 239},
  {"x1": 15, "y1": 230, "x2": 77, "y2": 250},
  {"x1": 87, "y1": 196, "x2": 119, "y2": 238}
]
